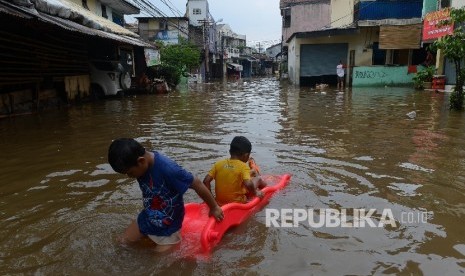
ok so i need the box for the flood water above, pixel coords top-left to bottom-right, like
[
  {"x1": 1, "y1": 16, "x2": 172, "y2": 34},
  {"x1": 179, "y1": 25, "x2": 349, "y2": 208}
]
[{"x1": 1, "y1": 78, "x2": 465, "y2": 275}]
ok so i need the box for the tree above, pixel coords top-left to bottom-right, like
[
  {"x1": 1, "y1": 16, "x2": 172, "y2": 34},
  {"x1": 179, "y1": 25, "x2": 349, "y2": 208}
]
[
  {"x1": 433, "y1": 8, "x2": 465, "y2": 110},
  {"x1": 154, "y1": 38, "x2": 201, "y2": 86}
]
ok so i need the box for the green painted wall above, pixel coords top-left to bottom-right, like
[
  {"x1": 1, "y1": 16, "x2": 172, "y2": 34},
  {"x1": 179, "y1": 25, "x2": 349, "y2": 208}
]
[
  {"x1": 423, "y1": 0, "x2": 437, "y2": 17},
  {"x1": 352, "y1": 66, "x2": 415, "y2": 87}
]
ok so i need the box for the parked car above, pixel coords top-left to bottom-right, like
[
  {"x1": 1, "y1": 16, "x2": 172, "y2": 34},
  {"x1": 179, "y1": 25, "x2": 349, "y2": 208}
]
[{"x1": 89, "y1": 61, "x2": 131, "y2": 97}]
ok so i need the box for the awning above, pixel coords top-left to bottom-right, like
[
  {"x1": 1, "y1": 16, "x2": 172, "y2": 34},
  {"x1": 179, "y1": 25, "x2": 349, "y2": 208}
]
[
  {"x1": 227, "y1": 63, "x2": 243, "y2": 71},
  {"x1": 288, "y1": 26, "x2": 359, "y2": 43},
  {"x1": 379, "y1": 24, "x2": 422, "y2": 49}
]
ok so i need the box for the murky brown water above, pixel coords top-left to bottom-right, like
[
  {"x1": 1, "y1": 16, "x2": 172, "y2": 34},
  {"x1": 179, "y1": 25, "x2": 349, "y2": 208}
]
[{"x1": 1, "y1": 78, "x2": 465, "y2": 275}]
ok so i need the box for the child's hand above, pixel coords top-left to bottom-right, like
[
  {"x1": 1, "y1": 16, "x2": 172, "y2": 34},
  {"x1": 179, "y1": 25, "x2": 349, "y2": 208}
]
[
  {"x1": 250, "y1": 169, "x2": 258, "y2": 177},
  {"x1": 255, "y1": 190, "x2": 264, "y2": 199},
  {"x1": 210, "y1": 205, "x2": 224, "y2": 222}
]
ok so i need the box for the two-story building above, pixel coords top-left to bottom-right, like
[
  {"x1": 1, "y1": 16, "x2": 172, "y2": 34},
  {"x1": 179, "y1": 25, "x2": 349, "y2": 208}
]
[
  {"x1": 281, "y1": 0, "x2": 425, "y2": 87},
  {"x1": 216, "y1": 24, "x2": 246, "y2": 78},
  {"x1": 185, "y1": 0, "x2": 222, "y2": 81}
]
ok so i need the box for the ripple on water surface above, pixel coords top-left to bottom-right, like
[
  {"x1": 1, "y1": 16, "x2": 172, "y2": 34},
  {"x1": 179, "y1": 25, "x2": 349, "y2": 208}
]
[{"x1": 1, "y1": 80, "x2": 465, "y2": 274}]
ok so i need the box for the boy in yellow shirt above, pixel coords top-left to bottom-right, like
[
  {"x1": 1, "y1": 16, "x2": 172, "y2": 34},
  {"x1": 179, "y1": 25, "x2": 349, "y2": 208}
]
[{"x1": 203, "y1": 136, "x2": 267, "y2": 206}]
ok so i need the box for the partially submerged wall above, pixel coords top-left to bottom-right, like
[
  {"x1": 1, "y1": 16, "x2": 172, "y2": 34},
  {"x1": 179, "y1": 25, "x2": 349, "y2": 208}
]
[{"x1": 352, "y1": 66, "x2": 415, "y2": 87}]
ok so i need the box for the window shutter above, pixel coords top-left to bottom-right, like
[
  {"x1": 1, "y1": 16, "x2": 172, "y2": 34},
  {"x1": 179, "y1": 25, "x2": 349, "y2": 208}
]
[{"x1": 379, "y1": 24, "x2": 422, "y2": 49}]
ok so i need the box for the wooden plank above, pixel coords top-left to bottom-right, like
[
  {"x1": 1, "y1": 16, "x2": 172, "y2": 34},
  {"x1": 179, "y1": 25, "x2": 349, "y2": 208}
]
[{"x1": 379, "y1": 24, "x2": 422, "y2": 49}]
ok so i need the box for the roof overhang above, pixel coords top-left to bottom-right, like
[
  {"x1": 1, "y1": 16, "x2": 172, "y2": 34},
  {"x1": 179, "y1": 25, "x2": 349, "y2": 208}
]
[
  {"x1": 38, "y1": 12, "x2": 154, "y2": 47},
  {"x1": 227, "y1": 63, "x2": 243, "y2": 71},
  {"x1": 100, "y1": 0, "x2": 139, "y2": 15},
  {"x1": 0, "y1": 0, "x2": 35, "y2": 19},
  {"x1": 0, "y1": 1, "x2": 153, "y2": 48},
  {"x1": 357, "y1": 18, "x2": 422, "y2": 27},
  {"x1": 287, "y1": 27, "x2": 359, "y2": 43}
]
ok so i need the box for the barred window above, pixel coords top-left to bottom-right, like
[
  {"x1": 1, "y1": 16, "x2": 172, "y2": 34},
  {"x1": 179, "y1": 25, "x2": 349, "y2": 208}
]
[
  {"x1": 101, "y1": 5, "x2": 108, "y2": 19},
  {"x1": 283, "y1": 8, "x2": 291, "y2": 28}
]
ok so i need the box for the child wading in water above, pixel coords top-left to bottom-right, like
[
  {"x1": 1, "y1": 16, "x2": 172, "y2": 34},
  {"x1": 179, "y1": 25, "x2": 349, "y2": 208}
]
[
  {"x1": 203, "y1": 136, "x2": 267, "y2": 206},
  {"x1": 108, "y1": 138, "x2": 223, "y2": 252}
]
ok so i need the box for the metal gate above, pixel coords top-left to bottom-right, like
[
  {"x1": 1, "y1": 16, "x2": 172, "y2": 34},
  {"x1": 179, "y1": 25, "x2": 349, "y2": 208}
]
[{"x1": 300, "y1": 43, "x2": 348, "y2": 77}]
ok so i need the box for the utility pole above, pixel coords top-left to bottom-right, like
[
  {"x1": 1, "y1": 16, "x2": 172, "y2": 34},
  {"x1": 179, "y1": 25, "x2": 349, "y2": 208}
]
[
  {"x1": 198, "y1": 19, "x2": 210, "y2": 82},
  {"x1": 221, "y1": 32, "x2": 225, "y2": 79}
]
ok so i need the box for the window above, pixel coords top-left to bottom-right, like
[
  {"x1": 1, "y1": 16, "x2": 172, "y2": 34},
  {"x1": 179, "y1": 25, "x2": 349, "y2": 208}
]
[
  {"x1": 392, "y1": 49, "x2": 410, "y2": 65},
  {"x1": 159, "y1": 20, "x2": 167, "y2": 30},
  {"x1": 112, "y1": 12, "x2": 124, "y2": 26},
  {"x1": 101, "y1": 4, "x2": 107, "y2": 19},
  {"x1": 193, "y1": 8, "x2": 201, "y2": 15},
  {"x1": 119, "y1": 48, "x2": 135, "y2": 77},
  {"x1": 283, "y1": 8, "x2": 291, "y2": 28},
  {"x1": 372, "y1": 42, "x2": 386, "y2": 65},
  {"x1": 82, "y1": 0, "x2": 89, "y2": 10},
  {"x1": 440, "y1": 0, "x2": 451, "y2": 8}
]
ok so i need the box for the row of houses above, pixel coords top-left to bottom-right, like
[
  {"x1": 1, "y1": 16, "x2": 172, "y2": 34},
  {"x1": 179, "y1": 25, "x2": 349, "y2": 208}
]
[
  {"x1": 0, "y1": 0, "x2": 274, "y2": 117},
  {"x1": 0, "y1": 0, "x2": 158, "y2": 116},
  {"x1": 136, "y1": 0, "x2": 276, "y2": 82},
  {"x1": 1, "y1": 0, "x2": 276, "y2": 117},
  {"x1": 279, "y1": 0, "x2": 464, "y2": 88}
]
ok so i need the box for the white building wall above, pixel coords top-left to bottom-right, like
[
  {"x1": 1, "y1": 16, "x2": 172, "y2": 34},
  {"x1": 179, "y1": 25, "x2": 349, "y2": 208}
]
[
  {"x1": 91, "y1": 1, "x2": 135, "y2": 23},
  {"x1": 452, "y1": 0, "x2": 465, "y2": 8},
  {"x1": 187, "y1": 0, "x2": 208, "y2": 26},
  {"x1": 217, "y1": 24, "x2": 245, "y2": 40},
  {"x1": 107, "y1": 6, "x2": 114, "y2": 21},
  {"x1": 93, "y1": 2, "x2": 115, "y2": 22},
  {"x1": 287, "y1": 38, "x2": 297, "y2": 84}
]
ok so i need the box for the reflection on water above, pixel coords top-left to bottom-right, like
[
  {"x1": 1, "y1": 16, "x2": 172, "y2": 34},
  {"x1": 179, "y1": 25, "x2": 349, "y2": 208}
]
[{"x1": 1, "y1": 79, "x2": 465, "y2": 274}]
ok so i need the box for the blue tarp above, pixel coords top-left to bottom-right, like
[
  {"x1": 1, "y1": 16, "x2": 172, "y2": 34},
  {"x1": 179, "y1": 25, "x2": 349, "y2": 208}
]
[{"x1": 356, "y1": 0, "x2": 422, "y2": 20}]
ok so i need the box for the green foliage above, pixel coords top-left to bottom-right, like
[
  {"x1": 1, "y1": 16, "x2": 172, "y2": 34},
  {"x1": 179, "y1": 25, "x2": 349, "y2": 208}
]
[
  {"x1": 433, "y1": 8, "x2": 465, "y2": 110},
  {"x1": 148, "y1": 64, "x2": 181, "y2": 87},
  {"x1": 450, "y1": 87, "x2": 465, "y2": 109},
  {"x1": 412, "y1": 66, "x2": 435, "y2": 89},
  {"x1": 153, "y1": 38, "x2": 201, "y2": 86},
  {"x1": 160, "y1": 37, "x2": 201, "y2": 71}
]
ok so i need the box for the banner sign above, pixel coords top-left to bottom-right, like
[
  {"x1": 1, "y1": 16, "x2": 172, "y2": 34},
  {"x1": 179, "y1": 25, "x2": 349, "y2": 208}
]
[
  {"x1": 423, "y1": 9, "x2": 454, "y2": 41},
  {"x1": 144, "y1": 48, "x2": 160, "y2": 67},
  {"x1": 155, "y1": 30, "x2": 179, "y2": 45}
]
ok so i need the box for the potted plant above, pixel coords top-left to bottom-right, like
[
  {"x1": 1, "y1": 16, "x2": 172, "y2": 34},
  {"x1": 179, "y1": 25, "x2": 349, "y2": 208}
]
[{"x1": 413, "y1": 66, "x2": 435, "y2": 89}]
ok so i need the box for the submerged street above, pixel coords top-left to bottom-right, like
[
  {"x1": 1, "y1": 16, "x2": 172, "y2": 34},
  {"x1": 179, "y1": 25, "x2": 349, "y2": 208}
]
[{"x1": 1, "y1": 78, "x2": 465, "y2": 274}]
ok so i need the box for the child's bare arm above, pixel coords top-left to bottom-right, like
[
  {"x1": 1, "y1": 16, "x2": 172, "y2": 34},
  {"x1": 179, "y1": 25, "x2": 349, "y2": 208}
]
[
  {"x1": 191, "y1": 177, "x2": 224, "y2": 221},
  {"x1": 244, "y1": 179, "x2": 264, "y2": 199},
  {"x1": 202, "y1": 174, "x2": 214, "y2": 193}
]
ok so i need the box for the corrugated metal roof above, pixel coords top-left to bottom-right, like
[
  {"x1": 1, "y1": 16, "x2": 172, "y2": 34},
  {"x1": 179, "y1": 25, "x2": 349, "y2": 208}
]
[
  {"x1": 100, "y1": 0, "x2": 139, "y2": 15},
  {"x1": 0, "y1": 0, "x2": 153, "y2": 48},
  {"x1": 0, "y1": 0, "x2": 34, "y2": 19},
  {"x1": 37, "y1": 12, "x2": 153, "y2": 47},
  {"x1": 34, "y1": 0, "x2": 138, "y2": 37}
]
